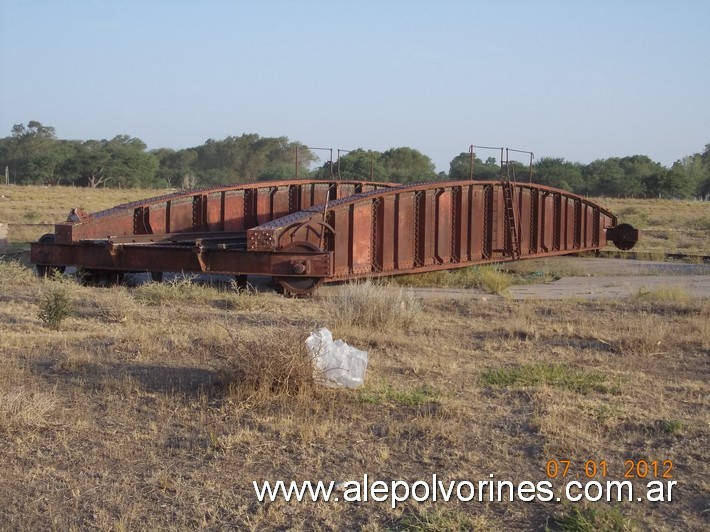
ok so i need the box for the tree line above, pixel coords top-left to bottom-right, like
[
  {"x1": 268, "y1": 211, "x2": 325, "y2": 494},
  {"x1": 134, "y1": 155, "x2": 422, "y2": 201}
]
[{"x1": 1, "y1": 121, "x2": 708, "y2": 199}]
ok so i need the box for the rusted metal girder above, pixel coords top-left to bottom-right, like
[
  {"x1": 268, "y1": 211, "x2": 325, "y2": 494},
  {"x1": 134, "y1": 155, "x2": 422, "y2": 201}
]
[
  {"x1": 30, "y1": 178, "x2": 638, "y2": 294},
  {"x1": 248, "y1": 180, "x2": 630, "y2": 289},
  {"x1": 52, "y1": 179, "x2": 395, "y2": 243}
]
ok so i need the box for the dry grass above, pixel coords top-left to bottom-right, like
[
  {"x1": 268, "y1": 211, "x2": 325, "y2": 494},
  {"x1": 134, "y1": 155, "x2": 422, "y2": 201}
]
[
  {"x1": 211, "y1": 324, "x2": 318, "y2": 399},
  {"x1": 322, "y1": 279, "x2": 421, "y2": 330},
  {"x1": 599, "y1": 197, "x2": 710, "y2": 255},
  {"x1": 0, "y1": 260, "x2": 707, "y2": 530},
  {"x1": 0, "y1": 184, "x2": 158, "y2": 224},
  {"x1": 0, "y1": 184, "x2": 708, "y2": 528},
  {"x1": 392, "y1": 265, "x2": 516, "y2": 294},
  {"x1": 0, "y1": 184, "x2": 160, "y2": 246},
  {"x1": 634, "y1": 286, "x2": 692, "y2": 303},
  {"x1": 0, "y1": 385, "x2": 58, "y2": 435}
]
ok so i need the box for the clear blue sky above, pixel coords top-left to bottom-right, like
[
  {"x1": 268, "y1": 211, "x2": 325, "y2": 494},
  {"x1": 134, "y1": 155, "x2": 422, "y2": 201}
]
[{"x1": 1, "y1": 0, "x2": 708, "y2": 171}]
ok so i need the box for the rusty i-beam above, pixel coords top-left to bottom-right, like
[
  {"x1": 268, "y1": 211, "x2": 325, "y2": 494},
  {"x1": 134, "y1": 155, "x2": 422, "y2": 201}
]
[{"x1": 31, "y1": 178, "x2": 639, "y2": 294}]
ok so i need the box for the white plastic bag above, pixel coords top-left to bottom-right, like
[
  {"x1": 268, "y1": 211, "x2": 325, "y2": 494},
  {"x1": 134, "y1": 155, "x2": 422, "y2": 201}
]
[{"x1": 306, "y1": 327, "x2": 368, "y2": 388}]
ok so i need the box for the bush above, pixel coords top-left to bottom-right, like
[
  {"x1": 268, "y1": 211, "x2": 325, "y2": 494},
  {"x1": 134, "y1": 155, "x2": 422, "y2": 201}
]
[
  {"x1": 213, "y1": 325, "x2": 316, "y2": 398},
  {"x1": 37, "y1": 287, "x2": 72, "y2": 329}
]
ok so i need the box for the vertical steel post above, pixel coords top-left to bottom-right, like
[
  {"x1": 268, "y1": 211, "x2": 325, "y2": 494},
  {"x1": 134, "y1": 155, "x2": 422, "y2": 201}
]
[
  {"x1": 529, "y1": 152, "x2": 534, "y2": 183},
  {"x1": 469, "y1": 145, "x2": 474, "y2": 180}
]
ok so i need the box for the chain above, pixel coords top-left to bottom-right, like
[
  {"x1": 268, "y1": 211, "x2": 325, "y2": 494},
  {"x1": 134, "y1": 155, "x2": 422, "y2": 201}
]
[
  {"x1": 133, "y1": 207, "x2": 141, "y2": 234},
  {"x1": 574, "y1": 199, "x2": 581, "y2": 249},
  {"x1": 529, "y1": 187, "x2": 536, "y2": 254},
  {"x1": 289, "y1": 185, "x2": 295, "y2": 213},
  {"x1": 450, "y1": 187, "x2": 458, "y2": 262},
  {"x1": 414, "y1": 190, "x2": 422, "y2": 267},
  {"x1": 502, "y1": 185, "x2": 510, "y2": 256},
  {"x1": 371, "y1": 198, "x2": 381, "y2": 272},
  {"x1": 552, "y1": 193, "x2": 560, "y2": 251},
  {"x1": 243, "y1": 190, "x2": 251, "y2": 229},
  {"x1": 482, "y1": 184, "x2": 490, "y2": 259}
]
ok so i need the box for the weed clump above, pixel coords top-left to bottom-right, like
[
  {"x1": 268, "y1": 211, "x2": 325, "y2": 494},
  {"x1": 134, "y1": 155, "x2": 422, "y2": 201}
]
[
  {"x1": 323, "y1": 279, "x2": 420, "y2": 330},
  {"x1": 634, "y1": 286, "x2": 690, "y2": 303},
  {"x1": 213, "y1": 326, "x2": 317, "y2": 398},
  {"x1": 91, "y1": 287, "x2": 135, "y2": 323},
  {"x1": 37, "y1": 287, "x2": 72, "y2": 329},
  {"x1": 548, "y1": 503, "x2": 637, "y2": 531},
  {"x1": 391, "y1": 265, "x2": 514, "y2": 294},
  {"x1": 133, "y1": 276, "x2": 212, "y2": 304},
  {"x1": 476, "y1": 266, "x2": 514, "y2": 294},
  {"x1": 657, "y1": 419, "x2": 685, "y2": 435},
  {"x1": 0, "y1": 259, "x2": 38, "y2": 290}
]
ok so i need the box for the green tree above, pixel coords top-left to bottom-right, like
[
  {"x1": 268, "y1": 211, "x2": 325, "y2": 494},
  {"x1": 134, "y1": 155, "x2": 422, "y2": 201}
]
[
  {"x1": 311, "y1": 149, "x2": 388, "y2": 181},
  {"x1": 618, "y1": 155, "x2": 664, "y2": 197},
  {"x1": 449, "y1": 152, "x2": 500, "y2": 181},
  {"x1": 534, "y1": 158, "x2": 584, "y2": 192},
  {"x1": 582, "y1": 158, "x2": 627, "y2": 196},
  {"x1": 661, "y1": 156, "x2": 700, "y2": 198},
  {"x1": 192, "y1": 134, "x2": 313, "y2": 186},
  {"x1": 153, "y1": 148, "x2": 198, "y2": 188},
  {"x1": 103, "y1": 135, "x2": 158, "y2": 188},
  {"x1": 67, "y1": 140, "x2": 112, "y2": 188},
  {"x1": 380, "y1": 147, "x2": 436, "y2": 183},
  {"x1": 23, "y1": 140, "x2": 78, "y2": 185},
  {"x1": 694, "y1": 143, "x2": 710, "y2": 199},
  {"x1": 4, "y1": 120, "x2": 59, "y2": 183}
]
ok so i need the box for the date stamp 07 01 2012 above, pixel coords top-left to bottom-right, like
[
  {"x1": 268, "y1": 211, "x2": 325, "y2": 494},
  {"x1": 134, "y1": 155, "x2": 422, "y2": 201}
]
[{"x1": 546, "y1": 459, "x2": 673, "y2": 480}]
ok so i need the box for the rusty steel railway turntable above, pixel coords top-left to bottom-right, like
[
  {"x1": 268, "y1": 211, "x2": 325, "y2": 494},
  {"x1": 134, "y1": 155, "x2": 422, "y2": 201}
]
[{"x1": 30, "y1": 174, "x2": 639, "y2": 295}]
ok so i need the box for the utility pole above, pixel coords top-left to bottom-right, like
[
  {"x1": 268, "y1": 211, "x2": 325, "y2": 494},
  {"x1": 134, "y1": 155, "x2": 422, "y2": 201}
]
[{"x1": 4, "y1": 165, "x2": 8, "y2": 185}]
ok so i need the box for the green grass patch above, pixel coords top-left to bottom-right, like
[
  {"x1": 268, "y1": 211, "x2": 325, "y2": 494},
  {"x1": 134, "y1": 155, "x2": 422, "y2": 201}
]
[
  {"x1": 634, "y1": 250, "x2": 667, "y2": 262},
  {"x1": 132, "y1": 276, "x2": 217, "y2": 304},
  {"x1": 481, "y1": 364, "x2": 618, "y2": 394},
  {"x1": 658, "y1": 419, "x2": 685, "y2": 435},
  {"x1": 392, "y1": 265, "x2": 515, "y2": 294},
  {"x1": 547, "y1": 503, "x2": 637, "y2": 532},
  {"x1": 357, "y1": 382, "x2": 443, "y2": 407}
]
